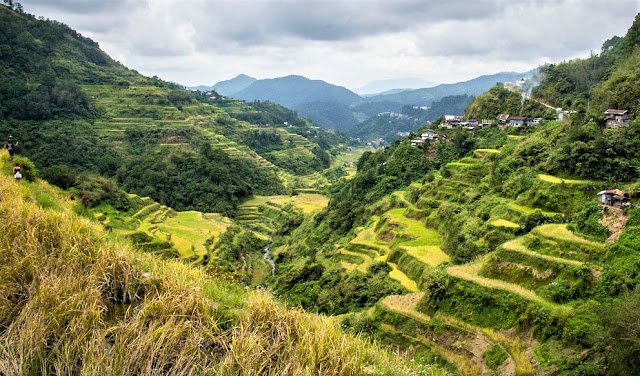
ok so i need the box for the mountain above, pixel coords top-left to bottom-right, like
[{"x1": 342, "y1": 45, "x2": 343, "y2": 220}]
[
  {"x1": 223, "y1": 75, "x2": 363, "y2": 108},
  {"x1": 225, "y1": 75, "x2": 363, "y2": 131},
  {"x1": 367, "y1": 70, "x2": 538, "y2": 106},
  {"x1": 210, "y1": 71, "x2": 536, "y2": 137},
  {"x1": 354, "y1": 77, "x2": 437, "y2": 95},
  {"x1": 212, "y1": 73, "x2": 257, "y2": 95}
]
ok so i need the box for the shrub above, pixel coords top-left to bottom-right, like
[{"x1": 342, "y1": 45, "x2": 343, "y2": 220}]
[{"x1": 483, "y1": 345, "x2": 509, "y2": 370}]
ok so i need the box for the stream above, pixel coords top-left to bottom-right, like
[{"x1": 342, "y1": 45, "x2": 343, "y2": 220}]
[{"x1": 263, "y1": 236, "x2": 275, "y2": 275}]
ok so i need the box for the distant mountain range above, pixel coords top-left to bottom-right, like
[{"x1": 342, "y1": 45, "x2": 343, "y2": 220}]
[
  {"x1": 355, "y1": 77, "x2": 437, "y2": 96},
  {"x1": 366, "y1": 70, "x2": 537, "y2": 105},
  {"x1": 192, "y1": 69, "x2": 537, "y2": 135}
]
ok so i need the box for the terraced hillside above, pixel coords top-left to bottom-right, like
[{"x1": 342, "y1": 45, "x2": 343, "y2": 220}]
[
  {"x1": 0, "y1": 149, "x2": 448, "y2": 375},
  {"x1": 277, "y1": 119, "x2": 640, "y2": 375},
  {"x1": 92, "y1": 193, "x2": 233, "y2": 262},
  {"x1": 0, "y1": 5, "x2": 351, "y2": 216}
]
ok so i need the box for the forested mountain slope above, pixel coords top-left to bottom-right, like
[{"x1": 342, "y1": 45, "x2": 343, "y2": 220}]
[
  {"x1": 533, "y1": 13, "x2": 640, "y2": 116},
  {"x1": 0, "y1": 4, "x2": 346, "y2": 215}
]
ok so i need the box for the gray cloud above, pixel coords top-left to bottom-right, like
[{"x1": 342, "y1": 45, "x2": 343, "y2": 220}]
[{"x1": 16, "y1": 0, "x2": 640, "y2": 88}]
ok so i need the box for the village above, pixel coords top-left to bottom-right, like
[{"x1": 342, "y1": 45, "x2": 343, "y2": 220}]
[{"x1": 409, "y1": 107, "x2": 630, "y2": 147}]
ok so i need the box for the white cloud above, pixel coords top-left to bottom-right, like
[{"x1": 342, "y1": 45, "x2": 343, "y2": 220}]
[{"x1": 18, "y1": 0, "x2": 640, "y2": 90}]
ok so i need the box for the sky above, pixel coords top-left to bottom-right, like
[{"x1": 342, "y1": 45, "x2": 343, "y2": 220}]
[{"x1": 17, "y1": 0, "x2": 640, "y2": 92}]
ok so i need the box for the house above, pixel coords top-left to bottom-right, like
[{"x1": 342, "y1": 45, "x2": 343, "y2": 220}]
[
  {"x1": 525, "y1": 118, "x2": 542, "y2": 126},
  {"x1": 497, "y1": 114, "x2": 510, "y2": 125},
  {"x1": 443, "y1": 115, "x2": 463, "y2": 128},
  {"x1": 508, "y1": 116, "x2": 527, "y2": 127},
  {"x1": 410, "y1": 138, "x2": 425, "y2": 147},
  {"x1": 604, "y1": 109, "x2": 630, "y2": 128},
  {"x1": 421, "y1": 130, "x2": 438, "y2": 140},
  {"x1": 597, "y1": 189, "x2": 630, "y2": 207},
  {"x1": 481, "y1": 119, "x2": 493, "y2": 127}
]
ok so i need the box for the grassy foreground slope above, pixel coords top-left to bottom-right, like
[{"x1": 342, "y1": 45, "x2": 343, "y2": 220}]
[{"x1": 0, "y1": 151, "x2": 444, "y2": 375}]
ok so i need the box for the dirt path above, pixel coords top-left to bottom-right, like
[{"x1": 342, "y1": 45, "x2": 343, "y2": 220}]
[{"x1": 599, "y1": 206, "x2": 628, "y2": 243}]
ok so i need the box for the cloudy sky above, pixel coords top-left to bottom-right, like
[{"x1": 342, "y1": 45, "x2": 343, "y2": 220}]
[{"x1": 17, "y1": 0, "x2": 640, "y2": 91}]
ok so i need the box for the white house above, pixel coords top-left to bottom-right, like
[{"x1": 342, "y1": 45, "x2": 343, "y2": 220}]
[
  {"x1": 421, "y1": 130, "x2": 439, "y2": 140},
  {"x1": 410, "y1": 138, "x2": 425, "y2": 147}
]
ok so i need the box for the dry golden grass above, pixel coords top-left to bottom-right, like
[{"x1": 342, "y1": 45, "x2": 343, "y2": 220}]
[
  {"x1": 489, "y1": 218, "x2": 520, "y2": 228},
  {"x1": 380, "y1": 293, "x2": 429, "y2": 322},
  {"x1": 534, "y1": 224, "x2": 604, "y2": 249},
  {"x1": 0, "y1": 152, "x2": 443, "y2": 376}
]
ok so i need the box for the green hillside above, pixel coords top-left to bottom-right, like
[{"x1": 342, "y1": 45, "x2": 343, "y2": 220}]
[
  {"x1": 2, "y1": 3, "x2": 640, "y2": 375},
  {"x1": 0, "y1": 4, "x2": 348, "y2": 215},
  {"x1": 269, "y1": 113, "x2": 640, "y2": 374},
  {"x1": 533, "y1": 13, "x2": 640, "y2": 116},
  {"x1": 0, "y1": 150, "x2": 445, "y2": 375}
]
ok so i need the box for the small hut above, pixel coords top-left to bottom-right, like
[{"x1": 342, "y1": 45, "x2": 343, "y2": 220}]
[{"x1": 597, "y1": 189, "x2": 630, "y2": 207}]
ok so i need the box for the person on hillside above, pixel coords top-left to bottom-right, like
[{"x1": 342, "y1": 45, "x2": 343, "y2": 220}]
[
  {"x1": 82, "y1": 195, "x2": 89, "y2": 208},
  {"x1": 13, "y1": 164, "x2": 22, "y2": 183},
  {"x1": 5, "y1": 136, "x2": 18, "y2": 161}
]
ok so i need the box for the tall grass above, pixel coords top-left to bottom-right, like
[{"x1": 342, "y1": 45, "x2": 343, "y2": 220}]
[{"x1": 0, "y1": 161, "x2": 440, "y2": 375}]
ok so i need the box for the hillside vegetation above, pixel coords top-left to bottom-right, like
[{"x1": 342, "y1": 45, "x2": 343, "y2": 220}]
[
  {"x1": 0, "y1": 149, "x2": 446, "y2": 375},
  {"x1": 0, "y1": 4, "x2": 348, "y2": 216}
]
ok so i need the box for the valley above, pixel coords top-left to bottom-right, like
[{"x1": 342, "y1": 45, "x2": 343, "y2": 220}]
[{"x1": 1, "y1": 3, "x2": 640, "y2": 375}]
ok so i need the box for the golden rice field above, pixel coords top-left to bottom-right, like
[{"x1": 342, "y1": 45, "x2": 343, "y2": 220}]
[
  {"x1": 489, "y1": 218, "x2": 520, "y2": 228},
  {"x1": 537, "y1": 174, "x2": 588, "y2": 185},
  {"x1": 387, "y1": 263, "x2": 420, "y2": 292},
  {"x1": 242, "y1": 193, "x2": 329, "y2": 214}
]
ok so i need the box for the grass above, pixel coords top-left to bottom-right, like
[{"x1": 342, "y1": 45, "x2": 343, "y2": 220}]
[
  {"x1": 446, "y1": 260, "x2": 569, "y2": 312},
  {"x1": 154, "y1": 211, "x2": 232, "y2": 257},
  {"x1": 537, "y1": 174, "x2": 588, "y2": 185},
  {"x1": 474, "y1": 149, "x2": 500, "y2": 157},
  {"x1": 241, "y1": 194, "x2": 329, "y2": 214},
  {"x1": 437, "y1": 314, "x2": 535, "y2": 376},
  {"x1": 0, "y1": 150, "x2": 440, "y2": 375},
  {"x1": 386, "y1": 209, "x2": 450, "y2": 266},
  {"x1": 489, "y1": 219, "x2": 520, "y2": 228},
  {"x1": 387, "y1": 263, "x2": 420, "y2": 292},
  {"x1": 380, "y1": 293, "x2": 430, "y2": 322},
  {"x1": 338, "y1": 248, "x2": 373, "y2": 273},
  {"x1": 507, "y1": 202, "x2": 560, "y2": 217},
  {"x1": 533, "y1": 224, "x2": 605, "y2": 249},
  {"x1": 501, "y1": 236, "x2": 586, "y2": 267}
]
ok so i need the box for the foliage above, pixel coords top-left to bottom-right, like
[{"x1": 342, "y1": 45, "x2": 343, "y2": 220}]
[
  {"x1": 569, "y1": 203, "x2": 611, "y2": 241},
  {"x1": 324, "y1": 140, "x2": 433, "y2": 233},
  {"x1": 75, "y1": 172, "x2": 130, "y2": 210},
  {"x1": 0, "y1": 166, "x2": 434, "y2": 375},
  {"x1": 597, "y1": 288, "x2": 640, "y2": 375},
  {"x1": 11, "y1": 155, "x2": 37, "y2": 182},
  {"x1": 483, "y1": 345, "x2": 508, "y2": 370},
  {"x1": 464, "y1": 85, "x2": 522, "y2": 120},
  {"x1": 274, "y1": 261, "x2": 404, "y2": 315}
]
